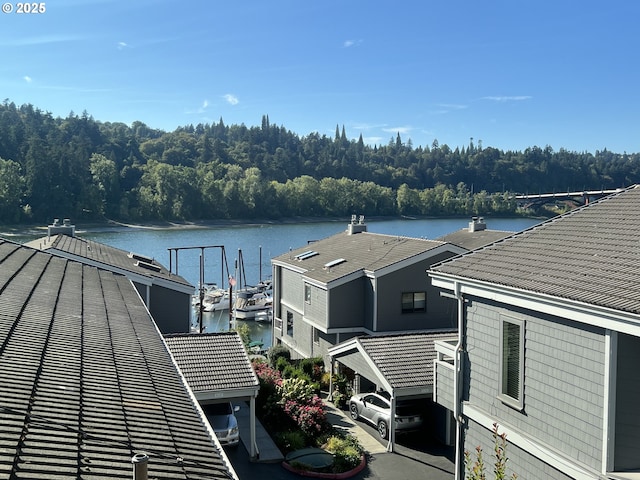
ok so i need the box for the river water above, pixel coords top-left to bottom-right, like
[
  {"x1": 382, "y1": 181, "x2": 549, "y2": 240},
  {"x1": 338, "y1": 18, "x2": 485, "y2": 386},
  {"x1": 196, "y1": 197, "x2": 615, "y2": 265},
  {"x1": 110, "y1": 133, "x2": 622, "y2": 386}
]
[{"x1": 6, "y1": 216, "x2": 542, "y2": 348}]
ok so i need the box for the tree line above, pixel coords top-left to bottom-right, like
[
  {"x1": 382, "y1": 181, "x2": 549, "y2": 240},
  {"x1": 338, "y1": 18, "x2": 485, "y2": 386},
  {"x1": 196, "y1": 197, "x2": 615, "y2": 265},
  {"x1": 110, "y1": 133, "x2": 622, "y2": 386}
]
[{"x1": 0, "y1": 100, "x2": 638, "y2": 224}]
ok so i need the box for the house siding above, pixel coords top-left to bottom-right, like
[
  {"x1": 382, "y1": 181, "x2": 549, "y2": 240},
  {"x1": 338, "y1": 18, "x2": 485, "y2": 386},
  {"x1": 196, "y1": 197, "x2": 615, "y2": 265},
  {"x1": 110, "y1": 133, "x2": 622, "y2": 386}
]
[
  {"x1": 465, "y1": 419, "x2": 574, "y2": 480},
  {"x1": 281, "y1": 267, "x2": 303, "y2": 310},
  {"x1": 464, "y1": 298, "x2": 606, "y2": 473},
  {"x1": 376, "y1": 256, "x2": 457, "y2": 332},
  {"x1": 434, "y1": 361, "x2": 455, "y2": 411},
  {"x1": 304, "y1": 283, "x2": 327, "y2": 325},
  {"x1": 327, "y1": 280, "x2": 365, "y2": 329}
]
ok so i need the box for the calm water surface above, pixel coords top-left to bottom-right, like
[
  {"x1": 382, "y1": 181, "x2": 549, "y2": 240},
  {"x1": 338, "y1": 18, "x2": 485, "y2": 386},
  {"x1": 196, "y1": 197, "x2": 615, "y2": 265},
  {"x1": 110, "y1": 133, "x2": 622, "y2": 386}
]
[{"x1": 6, "y1": 216, "x2": 542, "y2": 346}]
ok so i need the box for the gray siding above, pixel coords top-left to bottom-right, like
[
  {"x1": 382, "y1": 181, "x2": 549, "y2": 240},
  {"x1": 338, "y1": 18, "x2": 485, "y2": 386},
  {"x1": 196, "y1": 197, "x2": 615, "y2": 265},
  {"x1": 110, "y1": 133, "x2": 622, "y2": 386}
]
[
  {"x1": 464, "y1": 419, "x2": 574, "y2": 480},
  {"x1": 281, "y1": 267, "x2": 303, "y2": 310},
  {"x1": 143, "y1": 284, "x2": 190, "y2": 334},
  {"x1": 376, "y1": 255, "x2": 457, "y2": 332},
  {"x1": 614, "y1": 332, "x2": 640, "y2": 470},
  {"x1": 327, "y1": 279, "x2": 365, "y2": 329},
  {"x1": 434, "y1": 362, "x2": 455, "y2": 411},
  {"x1": 304, "y1": 283, "x2": 327, "y2": 325},
  {"x1": 464, "y1": 298, "x2": 606, "y2": 473}
]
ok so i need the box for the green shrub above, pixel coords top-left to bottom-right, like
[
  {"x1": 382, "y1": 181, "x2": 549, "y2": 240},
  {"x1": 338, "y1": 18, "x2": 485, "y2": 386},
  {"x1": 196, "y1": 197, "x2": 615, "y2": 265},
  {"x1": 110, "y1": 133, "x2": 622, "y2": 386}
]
[
  {"x1": 322, "y1": 434, "x2": 363, "y2": 472},
  {"x1": 268, "y1": 345, "x2": 291, "y2": 368},
  {"x1": 275, "y1": 430, "x2": 306, "y2": 454}
]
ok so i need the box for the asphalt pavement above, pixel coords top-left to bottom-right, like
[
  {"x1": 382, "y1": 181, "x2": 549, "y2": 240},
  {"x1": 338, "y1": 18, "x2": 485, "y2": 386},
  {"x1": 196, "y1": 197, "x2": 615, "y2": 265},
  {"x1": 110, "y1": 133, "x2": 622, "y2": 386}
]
[{"x1": 228, "y1": 399, "x2": 455, "y2": 480}]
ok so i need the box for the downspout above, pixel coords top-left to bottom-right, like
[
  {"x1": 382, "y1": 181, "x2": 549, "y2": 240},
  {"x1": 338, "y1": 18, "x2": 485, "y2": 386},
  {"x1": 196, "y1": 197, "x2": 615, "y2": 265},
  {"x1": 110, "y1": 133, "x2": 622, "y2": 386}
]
[{"x1": 453, "y1": 281, "x2": 464, "y2": 480}]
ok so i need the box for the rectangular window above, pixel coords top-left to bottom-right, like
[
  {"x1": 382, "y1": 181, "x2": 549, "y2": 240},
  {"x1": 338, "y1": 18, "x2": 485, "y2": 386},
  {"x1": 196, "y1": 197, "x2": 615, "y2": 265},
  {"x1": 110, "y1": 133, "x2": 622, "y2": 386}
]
[
  {"x1": 401, "y1": 292, "x2": 426, "y2": 313},
  {"x1": 304, "y1": 284, "x2": 311, "y2": 304},
  {"x1": 313, "y1": 327, "x2": 319, "y2": 345},
  {"x1": 499, "y1": 316, "x2": 524, "y2": 409},
  {"x1": 286, "y1": 311, "x2": 294, "y2": 337}
]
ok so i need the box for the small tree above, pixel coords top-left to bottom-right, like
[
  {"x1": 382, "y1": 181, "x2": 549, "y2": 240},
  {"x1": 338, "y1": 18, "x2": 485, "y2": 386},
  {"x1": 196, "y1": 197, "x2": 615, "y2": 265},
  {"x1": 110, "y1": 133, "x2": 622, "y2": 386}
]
[{"x1": 464, "y1": 423, "x2": 517, "y2": 480}]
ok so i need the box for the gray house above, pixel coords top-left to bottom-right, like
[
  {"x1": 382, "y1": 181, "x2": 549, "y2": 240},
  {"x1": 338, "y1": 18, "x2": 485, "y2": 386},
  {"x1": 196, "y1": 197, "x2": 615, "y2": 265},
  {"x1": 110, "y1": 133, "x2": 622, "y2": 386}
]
[
  {"x1": 429, "y1": 185, "x2": 640, "y2": 480},
  {"x1": 0, "y1": 238, "x2": 238, "y2": 479},
  {"x1": 26, "y1": 219, "x2": 194, "y2": 334},
  {"x1": 270, "y1": 217, "x2": 467, "y2": 364}
]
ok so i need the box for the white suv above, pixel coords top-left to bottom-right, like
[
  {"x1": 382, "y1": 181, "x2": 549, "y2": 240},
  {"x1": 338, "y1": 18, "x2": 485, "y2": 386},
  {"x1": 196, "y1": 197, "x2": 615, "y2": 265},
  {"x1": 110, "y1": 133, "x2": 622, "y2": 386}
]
[{"x1": 204, "y1": 402, "x2": 240, "y2": 447}]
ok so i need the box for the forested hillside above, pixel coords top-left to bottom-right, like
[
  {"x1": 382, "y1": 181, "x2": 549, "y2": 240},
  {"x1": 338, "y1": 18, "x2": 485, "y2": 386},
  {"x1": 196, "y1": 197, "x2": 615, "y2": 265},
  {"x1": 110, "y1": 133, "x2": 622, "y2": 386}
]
[{"x1": 0, "y1": 100, "x2": 638, "y2": 224}]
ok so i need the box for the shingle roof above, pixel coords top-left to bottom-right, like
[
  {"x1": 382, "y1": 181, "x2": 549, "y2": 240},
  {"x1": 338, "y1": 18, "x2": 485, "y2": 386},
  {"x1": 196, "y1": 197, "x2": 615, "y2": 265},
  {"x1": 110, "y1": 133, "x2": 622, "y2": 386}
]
[
  {"x1": 165, "y1": 332, "x2": 259, "y2": 393},
  {"x1": 436, "y1": 228, "x2": 514, "y2": 251},
  {"x1": 26, "y1": 233, "x2": 192, "y2": 288},
  {"x1": 329, "y1": 331, "x2": 457, "y2": 392},
  {"x1": 430, "y1": 185, "x2": 640, "y2": 314},
  {"x1": 272, "y1": 230, "x2": 453, "y2": 284},
  {"x1": 357, "y1": 332, "x2": 457, "y2": 389},
  {"x1": 0, "y1": 240, "x2": 235, "y2": 480}
]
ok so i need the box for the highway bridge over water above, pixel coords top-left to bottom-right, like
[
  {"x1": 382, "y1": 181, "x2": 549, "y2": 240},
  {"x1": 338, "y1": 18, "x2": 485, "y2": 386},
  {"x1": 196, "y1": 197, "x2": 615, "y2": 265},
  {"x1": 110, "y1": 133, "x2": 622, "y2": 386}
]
[{"x1": 514, "y1": 189, "x2": 623, "y2": 208}]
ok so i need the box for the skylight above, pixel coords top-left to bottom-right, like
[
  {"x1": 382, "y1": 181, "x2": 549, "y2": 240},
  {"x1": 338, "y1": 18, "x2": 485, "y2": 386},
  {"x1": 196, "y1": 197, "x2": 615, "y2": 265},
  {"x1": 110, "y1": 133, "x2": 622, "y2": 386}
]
[
  {"x1": 135, "y1": 260, "x2": 162, "y2": 272},
  {"x1": 295, "y1": 250, "x2": 319, "y2": 261},
  {"x1": 129, "y1": 252, "x2": 154, "y2": 263},
  {"x1": 324, "y1": 258, "x2": 346, "y2": 269}
]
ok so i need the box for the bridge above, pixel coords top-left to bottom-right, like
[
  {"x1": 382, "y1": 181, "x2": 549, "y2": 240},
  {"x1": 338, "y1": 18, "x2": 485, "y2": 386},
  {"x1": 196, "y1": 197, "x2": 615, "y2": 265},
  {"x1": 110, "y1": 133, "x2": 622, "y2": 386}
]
[{"x1": 514, "y1": 189, "x2": 623, "y2": 209}]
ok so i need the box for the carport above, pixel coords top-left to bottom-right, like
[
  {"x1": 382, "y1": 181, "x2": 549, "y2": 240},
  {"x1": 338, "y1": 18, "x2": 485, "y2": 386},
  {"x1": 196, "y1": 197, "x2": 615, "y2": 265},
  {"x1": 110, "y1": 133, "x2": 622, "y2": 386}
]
[
  {"x1": 328, "y1": 331, "x2": 457, "y2": 452},
  {"x1": 165, "y1": 332, "x2": 260, "y2": 459}
]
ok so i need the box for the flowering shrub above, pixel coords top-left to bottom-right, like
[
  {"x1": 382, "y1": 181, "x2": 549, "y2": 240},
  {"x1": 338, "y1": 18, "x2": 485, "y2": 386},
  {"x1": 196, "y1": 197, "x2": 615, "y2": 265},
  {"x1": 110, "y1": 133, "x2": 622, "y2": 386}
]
[{"x1": 278, "y1": 378, "x2": 330, "y2": 437}]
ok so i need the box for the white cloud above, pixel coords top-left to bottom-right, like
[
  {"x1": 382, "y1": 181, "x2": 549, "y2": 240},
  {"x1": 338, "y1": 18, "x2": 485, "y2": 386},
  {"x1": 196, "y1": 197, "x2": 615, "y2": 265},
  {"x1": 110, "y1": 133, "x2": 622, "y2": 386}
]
[
  {"x1": 482, "y1": 95, "x2": 532, "y2": 102},
  {"x1": 223, "y1": 93, "x2": 239, "y2": 105},
  {"x1": 202, "y1": 99, "x2": 209, "y2": 110},
  {"x1": 343, "y1": 39, "x2": 363, "y2": 48},
  {"x1": 363, "y1": 136, "x2": 383, "y2": 145},
  {"x1": 117, "y1": 41, "x2": 128, "y2": 50},
  {"x1": 351, "y1": 122, "x2": 387, "y2": 131},
  {"x1": 23, "y1": 75, "x2": 32, "y2": 83},
  {"x1": 382, "y1": 126, "x2": 413, "y2": 135}
]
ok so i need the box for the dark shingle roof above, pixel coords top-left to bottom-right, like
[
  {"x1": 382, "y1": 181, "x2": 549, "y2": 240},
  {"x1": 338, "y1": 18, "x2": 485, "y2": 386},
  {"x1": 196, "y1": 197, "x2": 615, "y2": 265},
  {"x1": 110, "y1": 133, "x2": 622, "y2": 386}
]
[
  {"x1": 26, "y1": 234, "x2": 192, "y2": 288},
  {"x1": 165, "y1": 332, "x2": 259, "y2": 393},
  {"x1": 358, "y1": 332, "x2": 457, "y2": 389},
  {"x1": 273, "y1": 230, "x2": 455, "y2": 284},
  {"x1": 431, "y1": 185, "x2": 640, "y2": 314},
  {"x1": 0, "y1": 240, "x2": 235, "y2": 480}
]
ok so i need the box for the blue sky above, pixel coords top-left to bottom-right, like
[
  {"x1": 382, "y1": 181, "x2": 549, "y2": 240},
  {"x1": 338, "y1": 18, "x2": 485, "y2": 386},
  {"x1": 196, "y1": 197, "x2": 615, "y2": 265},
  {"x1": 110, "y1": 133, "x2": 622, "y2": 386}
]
[{"x1": 2, "y1": 0, "x2": 639, "y2": 153}]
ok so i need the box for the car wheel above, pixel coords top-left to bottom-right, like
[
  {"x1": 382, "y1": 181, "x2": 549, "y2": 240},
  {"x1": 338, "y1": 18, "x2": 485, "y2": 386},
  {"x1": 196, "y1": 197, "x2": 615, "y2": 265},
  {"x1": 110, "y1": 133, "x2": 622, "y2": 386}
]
[
  {"x1": 349, "y1": 403, "x2": 359, "y2": 420},
  {"x1": 377, "y1": 420, "x2": 388, "y2": 439}
]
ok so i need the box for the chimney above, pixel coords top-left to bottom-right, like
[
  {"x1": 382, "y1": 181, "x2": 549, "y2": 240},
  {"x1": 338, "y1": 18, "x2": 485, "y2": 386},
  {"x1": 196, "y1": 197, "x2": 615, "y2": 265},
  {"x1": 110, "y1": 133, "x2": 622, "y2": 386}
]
[
  {"x1": 47, "y1": 218, "x2": 76, "y2": 237},
  {"x1": 347, "y1": 214, "x2": 367, "y2": 235},
  {"x1": 468, "y1": 216, "x2": 486, "y2": 233}
]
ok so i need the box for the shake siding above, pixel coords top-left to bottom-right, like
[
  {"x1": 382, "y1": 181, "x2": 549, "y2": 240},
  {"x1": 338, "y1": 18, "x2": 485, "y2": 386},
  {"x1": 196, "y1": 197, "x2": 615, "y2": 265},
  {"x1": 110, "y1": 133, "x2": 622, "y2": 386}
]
[
  {"x1": 304, "y1": 284, "x2": 326, "y2": 325},
  {"x1": 281, "y1": 268, "x2": 303, "y2": 309},
  {"x1": 435, "y1": 362, "x2": 455, "y2": 411},
  {"x1": 465, "y1": 419, "x2": 574, "y2": 480},
  {"x1": 465, "y1": 299, "x2": 606, "y2": 472}
]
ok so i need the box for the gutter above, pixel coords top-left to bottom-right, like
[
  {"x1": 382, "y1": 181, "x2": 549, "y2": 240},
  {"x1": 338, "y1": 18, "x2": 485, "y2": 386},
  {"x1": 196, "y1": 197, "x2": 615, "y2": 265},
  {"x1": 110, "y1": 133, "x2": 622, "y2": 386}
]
[{"x1": 453, "y1": 281, "x2": 464, "y2": 480}]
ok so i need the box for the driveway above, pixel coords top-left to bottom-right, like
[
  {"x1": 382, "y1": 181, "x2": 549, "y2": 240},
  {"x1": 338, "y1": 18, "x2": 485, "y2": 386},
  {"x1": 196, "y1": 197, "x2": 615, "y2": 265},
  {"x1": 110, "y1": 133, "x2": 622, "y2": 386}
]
[{"x1": 229, "y1": 399, "x2": 455, "y2": 480}]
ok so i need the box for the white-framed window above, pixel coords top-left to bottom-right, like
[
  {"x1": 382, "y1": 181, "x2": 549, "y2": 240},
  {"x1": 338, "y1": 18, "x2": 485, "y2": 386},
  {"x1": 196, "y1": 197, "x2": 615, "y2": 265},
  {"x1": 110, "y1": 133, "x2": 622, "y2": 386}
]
[
  {"x1": 313, "y1": 327, "x2": 319, "y2": 345},
  {"x1": 499, "y1": 315, "x2": 524, "y2": 410},
  {"x1": 304, "y1": 284, "x2": 311, "y2": 304},
  {"x1": 401, "y1": 292, "x2": 426, "y2": 313}
]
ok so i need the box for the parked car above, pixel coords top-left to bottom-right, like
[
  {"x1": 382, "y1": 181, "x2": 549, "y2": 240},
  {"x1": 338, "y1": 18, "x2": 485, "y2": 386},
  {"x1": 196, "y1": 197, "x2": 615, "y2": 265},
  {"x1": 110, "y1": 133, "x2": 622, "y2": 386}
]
[
  {"x1": 204, "y1": 402, "x2": 240, "y2": 447},
  {"x1": 348, "y1": 391, "x2": 423, "y2": 439}
]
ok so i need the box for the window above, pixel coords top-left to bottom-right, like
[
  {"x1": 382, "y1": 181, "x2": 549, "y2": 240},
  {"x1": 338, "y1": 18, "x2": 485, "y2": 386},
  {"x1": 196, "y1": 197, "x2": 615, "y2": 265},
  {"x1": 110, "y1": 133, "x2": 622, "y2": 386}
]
[
  {"x1": 401, "y1": 292, "x2": 426, "y2": 313},
  {"x1": 304, "y1": 284, "x2": 311, "y2": 304},
  {"x1": 499, "y1": 316, "x2": 524, "y2": 409},
  {"x1": 313, "y1": 327, "x2": 319, "y2": 345},
  {"x1": 286, "y1": 311, "x2": 294, "y2": 336}
]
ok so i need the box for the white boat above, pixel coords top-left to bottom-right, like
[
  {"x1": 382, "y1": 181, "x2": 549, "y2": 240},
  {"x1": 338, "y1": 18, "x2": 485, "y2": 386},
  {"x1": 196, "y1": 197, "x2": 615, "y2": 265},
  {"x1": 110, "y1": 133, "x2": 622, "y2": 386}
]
[
  {"x1": 234, "y1": 291, "x2": 272, "y2": 320},
  {"x1": 202, "y1": 289, "x2": 231, "y2": 312},
  {"x1": 254, "y1": 309, "x2": 273, "y2": 323}
]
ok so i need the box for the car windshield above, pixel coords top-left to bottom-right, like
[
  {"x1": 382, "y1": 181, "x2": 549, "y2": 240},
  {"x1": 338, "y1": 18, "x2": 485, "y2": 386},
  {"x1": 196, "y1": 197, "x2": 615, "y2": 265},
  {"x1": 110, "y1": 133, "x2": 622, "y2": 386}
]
[{"x1": 207, "y1": 403, "x2": 232, "y2": 415}]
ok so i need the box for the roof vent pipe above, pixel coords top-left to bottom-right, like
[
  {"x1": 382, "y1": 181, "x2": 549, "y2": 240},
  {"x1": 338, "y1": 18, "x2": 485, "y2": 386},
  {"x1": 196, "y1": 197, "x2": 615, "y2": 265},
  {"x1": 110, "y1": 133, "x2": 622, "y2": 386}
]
[{"x1": 132, "y1": 452, "x2": 149, "y2": 480}]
